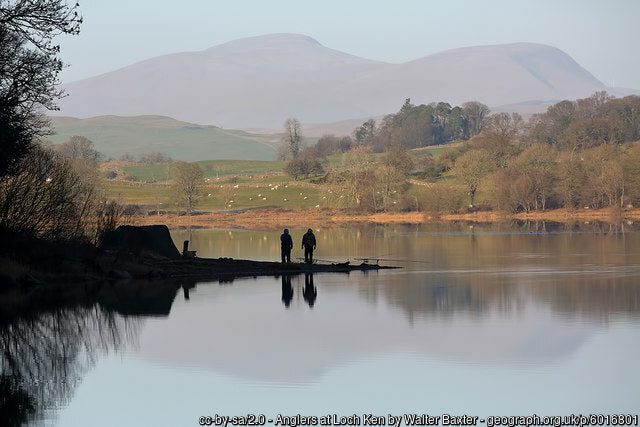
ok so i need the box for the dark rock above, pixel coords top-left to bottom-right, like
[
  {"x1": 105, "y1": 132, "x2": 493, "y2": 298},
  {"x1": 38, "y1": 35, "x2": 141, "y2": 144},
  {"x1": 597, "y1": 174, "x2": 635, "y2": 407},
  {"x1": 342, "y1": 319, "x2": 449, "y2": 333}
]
[
  {"x1": 0, "y1": 273, "x2": 19, "y2": 289},
  {"x1": 18, "y1": 273, "x2": 45, "y2": 289},
  {"x1": 99, "y1": 225, "x2": 181, "y2": 259},
  {"x1": 107, "y1": 269, "x2": 133, "y2": 280}
]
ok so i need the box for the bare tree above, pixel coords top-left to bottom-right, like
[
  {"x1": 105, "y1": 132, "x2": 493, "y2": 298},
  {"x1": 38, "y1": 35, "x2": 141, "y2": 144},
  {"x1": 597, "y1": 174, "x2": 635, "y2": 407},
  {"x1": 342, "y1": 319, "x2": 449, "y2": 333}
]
[
  {"x1": 510, "y1": 143, "x2": 558, "y2": 211},
  {"x1": 0, "y1": 144, "x2": 99, "y2": 240},
  {"x1": 0, "y1": 0, "x2": 82, "y2": 176},
  {"x1": 171, "y1": 162, "x2": 203, "y2": 214},
  {"x1": 462, "y1": 101, "x2": 490, "y2": 137},
  {"x1": 56, "y1": 135, "x2": 103, "y2": 162},
  {"x1": 282, "y1": 118, "x2": 302, "y2": 159},
  {"x1": 453, "y1": 149, "x2": 494, "y2": 206},
  {"x1": 139, "y1": 152, "x2": 173, "y2": 165},
  {"x1": 325, "y1": 146, "x2": 374, "y2": 209},
  {"x1": 487, "y1": 112, "x2": 524, "y2": 139}
]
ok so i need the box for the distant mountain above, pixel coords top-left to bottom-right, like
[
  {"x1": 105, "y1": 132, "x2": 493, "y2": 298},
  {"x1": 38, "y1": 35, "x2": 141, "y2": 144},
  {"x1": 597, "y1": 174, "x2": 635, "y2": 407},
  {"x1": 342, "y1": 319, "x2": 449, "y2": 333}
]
[
  {"x1": 48, "y1": 116, "x2": 279, "y2": 161},
  {"x1": 56, "y1": 33, "x2": 611, "y2": 129}
]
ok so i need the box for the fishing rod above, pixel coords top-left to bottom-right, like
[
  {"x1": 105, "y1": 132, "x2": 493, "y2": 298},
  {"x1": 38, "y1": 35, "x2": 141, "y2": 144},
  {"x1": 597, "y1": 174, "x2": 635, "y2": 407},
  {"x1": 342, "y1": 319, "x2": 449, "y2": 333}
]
[
  {"x1": 299, "y1": 257, "x2": 351, "y2": 265},
  {"x1": 361, "y1": 258, "x2": 432, "y2": 264},
  {"x1": 308, "y1": 257, "x2": 432, "y2": 265},
  {"x1": 351, "y1": 251, "x2": 433, "y2": 265},
  {"x1": 296, "y1": 256, "x2": 432, "y2": 265}
]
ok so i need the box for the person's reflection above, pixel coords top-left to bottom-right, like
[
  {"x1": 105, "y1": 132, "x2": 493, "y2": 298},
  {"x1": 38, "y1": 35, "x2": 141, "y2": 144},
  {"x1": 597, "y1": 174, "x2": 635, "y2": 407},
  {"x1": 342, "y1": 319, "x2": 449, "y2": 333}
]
[
  {"x1": 281, "y1": 275, "x2": 293, "y2": 308},
  {"x1": 303, "y1": 273, "x2": 317, "y2": 308}
]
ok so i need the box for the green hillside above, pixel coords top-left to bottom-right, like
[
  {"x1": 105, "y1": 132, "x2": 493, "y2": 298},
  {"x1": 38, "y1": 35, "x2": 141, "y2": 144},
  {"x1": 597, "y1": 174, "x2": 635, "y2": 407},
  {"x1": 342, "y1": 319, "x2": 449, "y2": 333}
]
[
  {"x1": 117, "y1": 160, "x2": 286, "y2": 183},
  {"x1": 48, "y1": 115, "x2": 280, "y2": 161}
]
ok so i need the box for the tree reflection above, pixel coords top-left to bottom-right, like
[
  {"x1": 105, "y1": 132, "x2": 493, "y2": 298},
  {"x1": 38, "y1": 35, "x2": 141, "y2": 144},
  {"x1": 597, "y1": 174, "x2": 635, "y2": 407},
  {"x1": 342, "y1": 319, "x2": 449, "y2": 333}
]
[
  {"x1": 375, "y1": 273, "x2": 640, "y2": 322},
  {"x1": 0, "y1": 303, "x2": 141, "y2": 426}
]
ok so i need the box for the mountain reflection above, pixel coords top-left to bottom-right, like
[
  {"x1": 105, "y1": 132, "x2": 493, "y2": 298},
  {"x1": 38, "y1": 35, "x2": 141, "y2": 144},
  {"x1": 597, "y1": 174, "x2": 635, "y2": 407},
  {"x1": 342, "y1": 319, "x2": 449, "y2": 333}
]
[{"x1": 0, "y1": 280, "x2": 181, "y2": 426}]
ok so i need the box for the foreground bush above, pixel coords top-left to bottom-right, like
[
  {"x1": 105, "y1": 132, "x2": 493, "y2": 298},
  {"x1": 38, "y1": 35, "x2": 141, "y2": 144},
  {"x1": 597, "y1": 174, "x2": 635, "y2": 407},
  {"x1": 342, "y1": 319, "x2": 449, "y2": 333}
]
[{"x1": 0, "y1": 145, "x2": 98, "y2": 241}]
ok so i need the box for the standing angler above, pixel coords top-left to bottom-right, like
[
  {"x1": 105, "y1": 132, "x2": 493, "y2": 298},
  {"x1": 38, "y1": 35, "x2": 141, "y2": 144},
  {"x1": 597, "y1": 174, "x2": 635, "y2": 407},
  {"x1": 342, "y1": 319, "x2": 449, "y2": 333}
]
[
  {"x1": 301, "y1": 228, "x2": 317, "y2": 264},
  {"x1": 280, "y1": 229, "x2": 293, "y2": 263}
]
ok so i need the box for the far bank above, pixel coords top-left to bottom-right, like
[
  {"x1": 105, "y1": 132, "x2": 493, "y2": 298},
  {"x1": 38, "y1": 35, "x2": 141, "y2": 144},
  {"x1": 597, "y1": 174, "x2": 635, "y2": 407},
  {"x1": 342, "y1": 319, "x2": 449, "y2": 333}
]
[{"x1": 125, "y1": 207, "x2": 640, "y2": 230}]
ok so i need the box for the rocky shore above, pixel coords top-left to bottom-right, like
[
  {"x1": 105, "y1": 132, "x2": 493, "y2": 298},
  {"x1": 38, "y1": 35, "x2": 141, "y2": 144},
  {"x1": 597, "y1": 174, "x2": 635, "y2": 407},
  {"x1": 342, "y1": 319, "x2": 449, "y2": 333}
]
[{"x1": 0, "y1": 224, "x2": 394, "y2": 290}]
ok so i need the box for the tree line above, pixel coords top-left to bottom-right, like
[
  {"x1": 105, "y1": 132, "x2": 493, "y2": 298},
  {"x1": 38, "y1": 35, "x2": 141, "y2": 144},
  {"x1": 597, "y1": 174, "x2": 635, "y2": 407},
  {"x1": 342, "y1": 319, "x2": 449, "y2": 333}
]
[
  {"x1": 284, "y1": 92, "x2": 640, "y2": 214},
  {"x1": 443, "y1": 92, "x2": 640, "y2": 212}
]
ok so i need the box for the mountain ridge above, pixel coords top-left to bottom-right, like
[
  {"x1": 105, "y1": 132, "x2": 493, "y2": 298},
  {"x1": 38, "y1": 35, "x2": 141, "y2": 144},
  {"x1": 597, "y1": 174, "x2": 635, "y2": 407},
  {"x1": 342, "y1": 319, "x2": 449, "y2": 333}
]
[{"x1": 56, "y1": 33, "x2": 612, "y2": 129}]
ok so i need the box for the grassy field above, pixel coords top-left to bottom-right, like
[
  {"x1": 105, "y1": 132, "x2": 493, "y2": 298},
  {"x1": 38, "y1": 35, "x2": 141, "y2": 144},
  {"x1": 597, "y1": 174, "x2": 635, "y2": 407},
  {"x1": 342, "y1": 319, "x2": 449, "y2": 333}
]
[
  {"x1": 115, "y1": 160, "x2": 288, "y2": 183},
  {"x1": 120, "y1": 164, "x2": 172, "y2": 182},
  {"x1": 197, "y1": 160, "x2": 286, "y2": 177},
  {"x1": 105, "y1": 180, "x2": 325, "y2": 212},
  {"x1": 105, "y1": 182, "x2": 173, "y2": 207},
  {"x1": 115, "y1": 148, "x2": 442, "y2": 183},
  {"x1": 103, "y1": 143, "x2": 460, "y2": 211}
]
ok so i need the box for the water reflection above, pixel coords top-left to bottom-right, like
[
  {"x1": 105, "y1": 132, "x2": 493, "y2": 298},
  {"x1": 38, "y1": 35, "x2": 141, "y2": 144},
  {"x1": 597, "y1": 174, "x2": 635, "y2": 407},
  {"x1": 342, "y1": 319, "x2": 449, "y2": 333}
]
[
  {"x1": 0, "y1": 280, "x2": 181, "y2": 426},
  {"x1": 172, "y1": 222, "x2": 640, "y2": 322},
  {"x1": 0, "y1": 307, "x2": 130, "y2": 426},
  {"x1": 303, "y1": 273, "x2": 317, "y2": 308},
  {"x1": 135, "y1": 221, "x2": 640, "y2": 386},
  {"x1": 372, "y1": 269, "x2": 640, "y2": 323},
  {"x1": 171, "y1": 221, "x2": 640, "y2": 269},
  {"x1": 4, "y1": 223, "x2": 640, "y2": 424},
  {"x1": 281, "y1": 274, "x2": 318, "y2": 308},
  {"x1": 281, "y1": 275, "x2": 293, "y2": 307}
]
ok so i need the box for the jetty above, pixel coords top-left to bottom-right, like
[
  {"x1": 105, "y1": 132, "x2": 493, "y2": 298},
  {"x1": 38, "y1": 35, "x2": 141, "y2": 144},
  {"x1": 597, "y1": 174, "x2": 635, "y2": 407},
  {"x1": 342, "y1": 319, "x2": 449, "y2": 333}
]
[
  {"x1": 145, "y1": 256, "x2": 395, "y2": 281},
  {"x1": 97, "y1": 225, "x2": 397, "y2": 282}
]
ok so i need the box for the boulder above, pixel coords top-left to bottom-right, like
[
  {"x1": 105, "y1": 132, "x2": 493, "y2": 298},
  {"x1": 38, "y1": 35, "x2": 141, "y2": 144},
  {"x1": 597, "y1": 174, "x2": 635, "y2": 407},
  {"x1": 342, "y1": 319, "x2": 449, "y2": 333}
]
[{"x1": 99, "y1": 225, "x2": 181, "y2": 259}]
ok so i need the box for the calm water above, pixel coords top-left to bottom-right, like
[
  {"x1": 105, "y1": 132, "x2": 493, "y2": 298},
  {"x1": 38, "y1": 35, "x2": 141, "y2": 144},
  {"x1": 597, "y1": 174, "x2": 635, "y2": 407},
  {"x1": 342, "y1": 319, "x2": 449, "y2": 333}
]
[{"x1": 4, "y1": 223, "x2": 640, "y2": 426}]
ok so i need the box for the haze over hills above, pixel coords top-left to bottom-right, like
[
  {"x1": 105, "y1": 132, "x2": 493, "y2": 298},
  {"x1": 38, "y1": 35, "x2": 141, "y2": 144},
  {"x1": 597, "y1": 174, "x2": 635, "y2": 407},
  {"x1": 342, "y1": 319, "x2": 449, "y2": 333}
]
[{"x1": 55, "y1": 33, "x2": 615, "y2": 130}]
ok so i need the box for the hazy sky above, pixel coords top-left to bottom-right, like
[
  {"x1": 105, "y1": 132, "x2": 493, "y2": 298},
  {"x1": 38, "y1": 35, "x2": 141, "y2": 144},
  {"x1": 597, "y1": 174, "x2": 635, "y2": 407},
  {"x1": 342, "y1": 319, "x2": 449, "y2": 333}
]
[{"x1": 59, "y1": 0, "x2": 640, "y2": 89}]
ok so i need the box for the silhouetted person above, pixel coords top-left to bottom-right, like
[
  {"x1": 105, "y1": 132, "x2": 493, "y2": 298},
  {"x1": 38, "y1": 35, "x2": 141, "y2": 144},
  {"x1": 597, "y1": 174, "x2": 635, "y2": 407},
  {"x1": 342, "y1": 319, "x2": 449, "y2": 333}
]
[
  {"x1": 281, "y1": 275, "x2": 293, "y2": 307},
  {"x1": 303, "y1": 273, "x2": 317, "y2": 307},
  {"x1": 301, "y1": 228, "x2": 316, "y2": 264},
  {"x1": 280, "y1": 228, "x2": 293, "y2": 263}
]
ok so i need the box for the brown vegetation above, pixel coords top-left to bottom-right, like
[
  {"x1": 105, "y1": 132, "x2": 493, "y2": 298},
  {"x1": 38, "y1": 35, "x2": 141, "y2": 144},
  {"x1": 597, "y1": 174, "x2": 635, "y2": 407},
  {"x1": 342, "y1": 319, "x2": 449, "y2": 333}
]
[{"x1": 124, "y1": 206, "x2": 640, "y2": 230}]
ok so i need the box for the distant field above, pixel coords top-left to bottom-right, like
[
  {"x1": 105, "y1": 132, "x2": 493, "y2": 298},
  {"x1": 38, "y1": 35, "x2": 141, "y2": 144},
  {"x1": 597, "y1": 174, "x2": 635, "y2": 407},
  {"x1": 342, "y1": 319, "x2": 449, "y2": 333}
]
[
  {"x1": 120, "y1": 164, "x2": 172, "y2": 182},
  {"x1": 113, "y1": 143, "x2": 458, "y2": 183},
  {"x1": 48, "y1": 115, "x2": 280, "y2": 161},
  {"x1": 105, "y1": 180, "x2": 324, "y2": 212},
  {"x1": 116, "y1": 159, "x2": 287, "y2": 182},
  {"x1": 105, "y1": 182, "x2": 173, "y2": 206},
  {"x1": 102, "y1": 142, "x2": 462, "y2": 212},
  {"x1": 197, "y1": 160, "x2": 286, "y2": 177}
]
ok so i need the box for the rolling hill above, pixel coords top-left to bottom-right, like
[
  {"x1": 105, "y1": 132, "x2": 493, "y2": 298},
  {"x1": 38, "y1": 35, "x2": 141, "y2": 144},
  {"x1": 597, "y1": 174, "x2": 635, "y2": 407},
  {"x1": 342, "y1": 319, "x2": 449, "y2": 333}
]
[
  {"x1": 47, "y1": 115, "x2": 280, "y2": 161},
  {"x1": 55, "y1": 34, "x2": 610, "y2": 129}
]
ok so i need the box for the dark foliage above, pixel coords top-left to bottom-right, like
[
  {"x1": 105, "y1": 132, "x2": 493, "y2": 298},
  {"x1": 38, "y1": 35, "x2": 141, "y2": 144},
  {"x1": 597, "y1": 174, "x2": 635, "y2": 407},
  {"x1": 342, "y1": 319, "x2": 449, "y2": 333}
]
[
  {"x1": 352, "y1": 99, "x2": 490, "y2": 152},
  {"x1": 0, "y1": 0, "x2": 82, "y2": 176}
]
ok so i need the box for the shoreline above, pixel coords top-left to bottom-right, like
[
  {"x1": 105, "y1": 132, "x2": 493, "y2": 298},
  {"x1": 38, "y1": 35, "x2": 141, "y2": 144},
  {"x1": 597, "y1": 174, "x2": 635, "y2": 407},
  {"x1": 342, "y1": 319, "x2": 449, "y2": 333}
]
[{"x1": 127, "y1": 207, "x2": 640, "y2": 229}]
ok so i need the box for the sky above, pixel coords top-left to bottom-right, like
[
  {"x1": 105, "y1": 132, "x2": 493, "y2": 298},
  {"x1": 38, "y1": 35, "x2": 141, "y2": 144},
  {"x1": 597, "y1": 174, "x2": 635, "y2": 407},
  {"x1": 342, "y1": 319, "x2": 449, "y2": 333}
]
[{"x1": 58, "y1": 0, "x2": 640, "y2": 89}]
